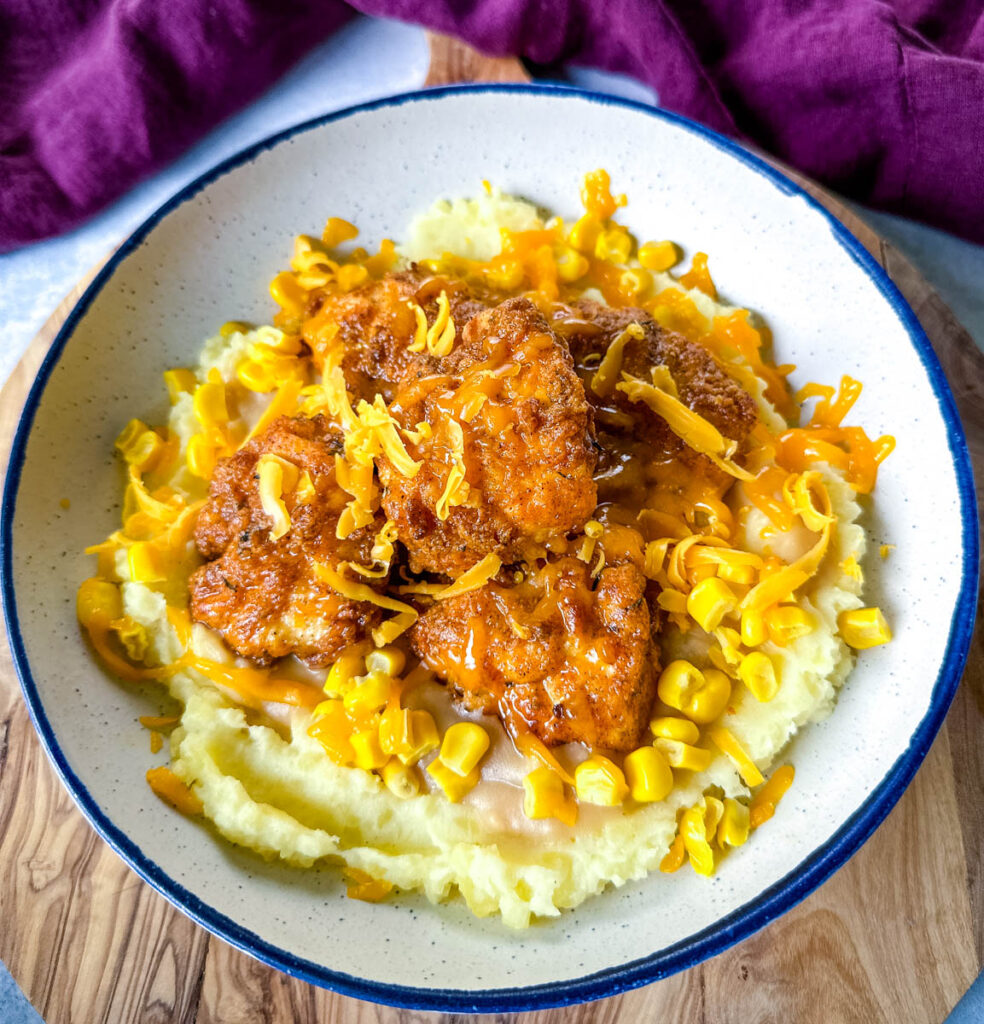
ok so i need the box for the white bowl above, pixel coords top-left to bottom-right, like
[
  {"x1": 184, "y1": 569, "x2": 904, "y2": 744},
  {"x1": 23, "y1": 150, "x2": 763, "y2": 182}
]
[{"x1": 1, "y1": 85, "x2": 978, "y2": 1012}]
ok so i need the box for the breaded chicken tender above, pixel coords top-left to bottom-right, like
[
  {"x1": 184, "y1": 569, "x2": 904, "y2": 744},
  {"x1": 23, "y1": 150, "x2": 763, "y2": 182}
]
[
  {"x1": 380, "y1": 297, "x2": 598, "y2": 575},
  {"x1": 411, "y1": 556, "x2": 656, "y2": 751},
  {"x1": 554, "y1": 300, "x2": 758, "y2": 509},
  {"x1": 190, "y1": 415, "x2": 384, "y2": 665},
  {"x1": 303, "y1": 270, "x2": 488, "y2": 401}
]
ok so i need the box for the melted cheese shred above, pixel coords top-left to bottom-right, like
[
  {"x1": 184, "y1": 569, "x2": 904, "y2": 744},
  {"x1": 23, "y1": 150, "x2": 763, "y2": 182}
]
[
  {"x1": 616, "y1": 372, "x2": 754, "y2": 480},
  {"x1": 314, "y1": 562, "x2": 419, "y2": 645}
]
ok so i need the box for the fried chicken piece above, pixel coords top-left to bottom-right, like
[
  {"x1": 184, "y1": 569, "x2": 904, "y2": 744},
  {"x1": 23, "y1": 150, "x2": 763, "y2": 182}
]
[
  {"x1": 411, "y1": 556, "x2": 657, "y2": 751},
  {"x1": 380, "y1": 297, "x2": 598, "y2": 576},
  {"x1": 561, "y1": 299, "x2": 757, "y2": 443},
  {"x1": 190, "y1": 415, "x2": 384, "y2": 666},
  {"x1": 552, "y1": 300, "x2": 758, "y2": 510},
  {"x1": 303, "y1": 270, "x2": 488, "y2": 402}
]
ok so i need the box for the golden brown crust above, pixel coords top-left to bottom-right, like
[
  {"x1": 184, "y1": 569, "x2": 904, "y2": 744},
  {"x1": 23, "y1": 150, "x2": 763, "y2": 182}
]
[
  {"x1": 189, "y1": 415, "x2": 383, "y2": 665},
  {"x1": 303, "y1": 270, "x2": 488, "y2": 402},
  {"x1": 410, "y1": 556, "x2": 657, "y2": 751},
  {"x1": 560, "y1": 299, "x2": 758, "y2": 445},
  {"x1": 380, "y1": 297, "x2": 598, "y2": 576}
]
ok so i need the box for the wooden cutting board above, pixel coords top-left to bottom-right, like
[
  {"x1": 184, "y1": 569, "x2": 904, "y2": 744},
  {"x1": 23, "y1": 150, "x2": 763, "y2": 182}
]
[{"x1": 1, "y1": 34, "x2": 983, "y2": 1024}]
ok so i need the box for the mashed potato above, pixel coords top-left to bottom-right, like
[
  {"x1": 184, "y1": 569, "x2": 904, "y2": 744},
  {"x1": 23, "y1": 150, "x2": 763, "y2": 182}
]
[{"x1": 88, "y1": 184, "x2": 882, "y2": 929}]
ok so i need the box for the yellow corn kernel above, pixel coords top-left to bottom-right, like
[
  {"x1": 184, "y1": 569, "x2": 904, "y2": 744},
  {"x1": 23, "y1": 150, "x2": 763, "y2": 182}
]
[
  {"x1": 186, "y1": 434, "x2": 216, "y2": 479},
  {"x1": 709, "y1": 726, "x2": 764, "y2": 786},
  {"x1": 619, "y1": 267, "x2": 652, "y2": 300},
  {"x1": 657, "y1": 660, "x2": 731, "y2": 724},
  {"x1": 324, "y1": 647, "x2": 367, "y2": 696},
  {"x1": 381, "y1": 758, "x2": 420, "y2": 799},
  {"x1": 365, "y1": 646, "x2": 405, "y2": 677},
  {"x1": 594, "y1": 226, "x2": 633, "y2": 264},
  {"x1": 307, "y1": 701, "x2": 354, "y2": 765},
  {"x1": 397, "y1": 709, "x2": 440, "y2": 766},
  {"x1": 650, "y1": 716, "x2": 700, "y2": 745},
  {"x1": 427, "y1": 757, "x2": 479, "y2": 802},
  {"x1": 717, "y1": 798, "x2": 750, "y2": 848},
  {"x1": 220, "y1": 320, "x2": 253, "y2": 338},
  {"x1": 113, "y1": 418, "x2": 141, "y2": 451},
  {"x1": 654, "y1": 738, "x2": 712, "y2": 773},
  {"x1": 336, "y1": 264, "x2": 369, "y2": 292},
  {"x1": 740, "y1": 607, "x2": 767, "y2": 647},
  {"x1": 660, "y1": 834, "x2": 686, "y2": 873},
  {"x1": 115, "y1": 419, "x2": 156, "y2": 466},
  {"x1": 163, "y1": 368, "x2": 196, "y2": 404},
  {"x1": 739, "y1": 651, "x2": 780, "y2": 702},
  {"x1": 656, "y1": 659, "x2": 704, "y2": 709},
  {"x1": 838, "y1": 607, "x2": 892, "y2": 649},
  {"x1": 624, "y1": 746, "x2": 673, "y2": 802},
  {"x1": 236, "y1": 358, "x2": 275, "y2": 393},
  {"x1": 126, "y1": 430, "x2": 164, "y2": 473},
  {"x1": 484, "y1": 259, "x2": 525, "y2": 291},
  {"x1": 555, "y1": 246, "x2": 589, "y2": 283},
  {"x1": 269, "y1": 271, "x2": 307, "y2": 316},
  {"x1": 193, "y1": 380, "x2": 229, "y2": 427},
  {"x1": 692, "y1": 669, "x2": 733, "y2": 723},
  {"x1": 343, "y1": 867, "x2": 392, "y2": 903},
  {"x1": 703, "y1": 796, "x2": 724, "y2": 837},
  {"x1": 687, "y1": 577, "x2": 738, "y2": 633},
  {"x1": 765, "y1": 605, "x2": 815, "y2": 646},
  {"x1": 311, "y1": 700, "x2": 335, "y2": 719},
  {"x1": 350, "y1": 728, "x2": 388, "y2": 771},
  {"x1": 322, "y1": 217, "x2": 358, "y2": 248},
  {"x1": 378, "y1": 706, "x2": 413, "y2": 756},
  {"x1": 568, "y1": 213, "x2": 601, "y2": 253},
  {"x1": 680, "y1": 804, "x2": 715, "y2": 876},
  {"x1": 522, "y1": 766, "x2": 577, "y2": 825},
  {"x1": 342, "y1": 671, "x2": 391, "y2": 720},
  {"x1": 127, "y1": 541, "x2": 167, "y2": 583},
  {"x1": 439, "y1": 722, "x2": 490, "y2": 777},
  {"x1": 638, "y1": 240, "x2": 679, "y2": 272},
  {"x1": 575, "y1": 755, "x2": 629, "y2": 806},
  {"x1": 77, "y1": 577, "x2": 122, "y2": 627}
]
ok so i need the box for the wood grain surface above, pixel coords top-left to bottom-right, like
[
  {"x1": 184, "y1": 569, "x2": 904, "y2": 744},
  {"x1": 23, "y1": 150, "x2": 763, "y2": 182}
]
[{"x1": 1, "y1": 32, "x2": 982, "y2": 1024}]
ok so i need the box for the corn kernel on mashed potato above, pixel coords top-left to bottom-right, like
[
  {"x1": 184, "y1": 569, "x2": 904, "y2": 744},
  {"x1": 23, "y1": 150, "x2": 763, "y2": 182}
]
[{"x1": 81, "y1": 178, "x2": 892, "y2": 929}]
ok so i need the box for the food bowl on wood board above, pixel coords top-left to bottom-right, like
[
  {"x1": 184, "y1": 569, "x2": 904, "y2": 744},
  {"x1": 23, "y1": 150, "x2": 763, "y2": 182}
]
[{"x1": 1, "y1": 86, "x2": 977, "y2": 1012}]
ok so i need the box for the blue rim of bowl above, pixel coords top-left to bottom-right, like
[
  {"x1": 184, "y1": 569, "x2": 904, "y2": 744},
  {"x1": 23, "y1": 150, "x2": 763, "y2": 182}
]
[{"x1": 1, "y1": 83, "x2": 979, "y2": 1013}]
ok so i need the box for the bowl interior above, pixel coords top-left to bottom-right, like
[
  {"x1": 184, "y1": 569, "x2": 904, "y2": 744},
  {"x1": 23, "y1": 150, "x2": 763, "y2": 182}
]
[{"x1": 2, "y1": 88, "x2": 974, "y2": 1009}]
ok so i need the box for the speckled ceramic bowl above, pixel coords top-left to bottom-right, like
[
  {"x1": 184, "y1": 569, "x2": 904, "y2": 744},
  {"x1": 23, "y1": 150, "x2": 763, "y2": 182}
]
[{"x1": 1, "y1": 86, "x2": 978, "y2": 1012}]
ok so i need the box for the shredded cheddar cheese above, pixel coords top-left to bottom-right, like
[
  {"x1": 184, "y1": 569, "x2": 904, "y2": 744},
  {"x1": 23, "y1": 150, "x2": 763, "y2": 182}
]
[
  {"x1": 590, "y1": 322, "x2": 644, "y2": 397},
  {"x1": 314, "y1": 563, "x2": 419, "y2": 645},
  {"x1": 435, "y1": 418, "x2": 469, "y2": 520},
  {"x1": 616, "y1": 373, "x2": 754, "y2": 480},
  {"x1": 432, "y1": 554, "x2": 502, "y2": 601}
]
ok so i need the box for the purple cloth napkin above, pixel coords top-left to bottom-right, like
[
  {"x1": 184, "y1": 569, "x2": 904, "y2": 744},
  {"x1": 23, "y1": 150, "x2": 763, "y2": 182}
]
[{"x1": 2, "y1": 0, "x2": 983, "y2": 252}]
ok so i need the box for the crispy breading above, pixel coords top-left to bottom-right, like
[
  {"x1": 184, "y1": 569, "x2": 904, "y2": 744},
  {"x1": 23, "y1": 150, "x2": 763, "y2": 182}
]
[
  {"x1": 411, "y1": 556, "x2": 657, "y2": 751},
  {"x1": 552, "y1": 299, "x2": 758, "y2": 511},
  {"x1": 380, "y1": 297, "x2": 598, "y2": 575},
  {"x1": 190, "y1": 415, "x2": 384, "y2": 665},
  {"x1": 303, "y1": 270, "x2": 488, "y2": 401},
  {"x1": 562, "y1": 299, "x2": 758, "y2": 442}
]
